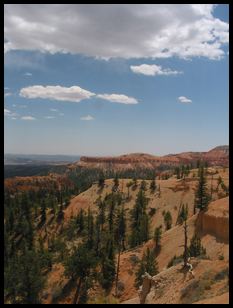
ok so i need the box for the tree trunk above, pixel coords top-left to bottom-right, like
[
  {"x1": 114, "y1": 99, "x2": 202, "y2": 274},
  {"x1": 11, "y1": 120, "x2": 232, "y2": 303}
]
[
  {"x1": 115, "y1": 242, "x2": 121, "y2": 297},
  {"x1": 73, "y1": 278, "x2": 82, "y2": 304},
  {"x1": 183, "y1": 219, "x2": 188, "y2": 267}
]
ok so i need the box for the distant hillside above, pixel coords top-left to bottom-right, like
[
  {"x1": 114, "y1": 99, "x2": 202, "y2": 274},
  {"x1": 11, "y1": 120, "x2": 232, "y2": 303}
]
[
  {"x1": 4, "y1": 154, "x2": 80, "y2": 165},
  {"x1": 72, "y1": 145, "x2": 229, "y2": 171}
]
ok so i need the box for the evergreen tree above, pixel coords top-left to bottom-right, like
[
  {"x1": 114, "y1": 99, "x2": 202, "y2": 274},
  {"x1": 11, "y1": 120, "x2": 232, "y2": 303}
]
[
  {"x1": 153, "y1": 225, "x2": 162, "y2": 251},
  {"x1": 113, "y1": 175, "x2": 119, "y2": 192},
  {"x1": 132, "y1": 177, "x2": 138, "y2": 190},
  {"x1": 99, "y1": 237, "x2": 115, "y2": 292},
  {"x1": 150, "y1": 178, "x2": 156, "y2": 193},
  {"x1": 4, "y1": 249, "x2": 44, "y2": 304},
  {"x1": 98, "y1": 175, "x2": 105, "y2": 190},
  {"x1": 40, "y1": 199, "x2": 46, "y2": 224},
  {"x1": 177, "y1": 203, "x2": 188, "y2": 225},
  {"x1": 108, "y1": 195, "x2": 116, "y2": 234},
  {"x1": 87, "y1": 208, "x2": 94, "y2": 250},
  {"x1": 164, "y1": 211, "x2": 172, "y2": 230},
  {"x1": 64, "y1": 243, "x2": 97, "y2": 304},
  {"x1": 129, "y1": 189, "x2": 149, "y2": 247},
  {"x1": 126, "y1": 182, "x2": 132, "y2": 199},
  {"x1": 76, "y1": 209, "x2": 85, "y2": 234},
  {"x1": 194, "y1": 166, "x2": 210, "y2": 211},
  {"x1": 188, "y1": 233, "x2": 206, "y2": 257},
  {"x1": 217, "y1": 175, "x2": 223, "y2": 191},
  {"x1": 175, "y1": 167, "x2": 181, "y2": 179},
  {"x1": 140, "y1": 180, "x2": 147, "y2": 191},
  {"x1": 135, "y1": 248, "x2": 158, "y2": 288},
  {"x1": 97, "y1": 198, "x2": 106, "y2": 231}
]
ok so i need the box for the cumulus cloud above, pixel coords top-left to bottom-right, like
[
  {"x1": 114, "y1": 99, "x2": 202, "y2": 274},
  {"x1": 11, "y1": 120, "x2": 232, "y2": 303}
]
[
  {"x1": 19, "y1": 85, "x2": 95, "y2": 103},
  {"x1": 130, "y1": 64, "x2": 182, "y2": 76},
  {"x1": 80, "y1": 115, "x2": 94, "y2": 121},
  {"x1": 19, "y1": 84, "x2": 139, "y2": 105},
  {"x1": 21, "y1": 116, "x2": 36, "y2": 120},
  {"x1": 178, "y1": 96, "x2": 192, "y2": 103},
  {"x1": 97, "y1": 94, "x2": 138, "y2": 104},
  {"x1": 4, "y1": 4, "x2": 228, "y2": 60}
]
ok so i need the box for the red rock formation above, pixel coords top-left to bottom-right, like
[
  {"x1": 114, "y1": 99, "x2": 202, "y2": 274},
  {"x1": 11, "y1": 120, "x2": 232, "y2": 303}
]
[
  {"x1": 75, "y1": 146, "x2": 229, "y2": 171},
  {"x1": 196, "y1": 197, "x2": 229, "y2": 243}
]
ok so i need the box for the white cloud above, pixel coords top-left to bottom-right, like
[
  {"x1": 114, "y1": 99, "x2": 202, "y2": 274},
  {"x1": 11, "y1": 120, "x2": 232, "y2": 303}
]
[
  {"x1": 4, "y1": 108, "x2": 11, "y2": 114},
  {"x1": 130, "y1": 64, "x2": 182, "y2": 76},
  {"x1": 4, "y1": 87, "x2": 10, "y2": 90},
  {"x1": 80, "y1": 115, "x2": 94, "y2": 121},
  {"x1": 44, "y1": 116, "x2": 55, "y2": 119},
  {"x1": 50, "y1": 108, "x2": 58, "y2": 112},
  {"x1": 20, "y1": 85, "x2": 95, "y2": 103},
  {"x1": 21, "y1": 116, "x2": 36, "y2": 120},
  {"x1": 19, "y1": 84, "x2": 139, "y2": 106},
  {"x1": 97, "y1": 94, "x2": 138, "y2": 104},
  {"x1": 24, "y1": 72, "x2": 32, "y2": 76},
  {"x1": 178, "y1": 96, "x2": 192, "y2": 103},
  {"x1": 4, "y1": 4, "x2": 228, "y2": 60},
  {"x1": 4, "y1": 92, "x2": 12, "y2": 97},
  {"x1": 4, "y1": 108, "x2": 18, "y2": 118},
  {"x1": 59, "y1": 113, "x2": 64, "y2": 116}
]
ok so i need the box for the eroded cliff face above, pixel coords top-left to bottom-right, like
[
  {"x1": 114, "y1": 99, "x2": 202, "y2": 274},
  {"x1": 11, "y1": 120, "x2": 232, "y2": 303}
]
[
  {"x1": 196, "y1": 197, "x2": 229, "y2": 243},
  {"x1": 75, "y1": 146, "x2": 229, "y2": 171}
]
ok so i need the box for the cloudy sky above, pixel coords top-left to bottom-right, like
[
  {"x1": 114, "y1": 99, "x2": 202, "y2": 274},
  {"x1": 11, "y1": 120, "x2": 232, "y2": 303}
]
[{"x1": 4, "y1": 4, "x2": 229, "y2": 156}]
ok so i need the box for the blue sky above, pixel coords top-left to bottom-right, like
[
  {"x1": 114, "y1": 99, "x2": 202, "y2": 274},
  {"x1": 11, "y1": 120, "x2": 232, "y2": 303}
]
[{"x1": 4, "y1": 4, "x2": 229, "y2": 156}]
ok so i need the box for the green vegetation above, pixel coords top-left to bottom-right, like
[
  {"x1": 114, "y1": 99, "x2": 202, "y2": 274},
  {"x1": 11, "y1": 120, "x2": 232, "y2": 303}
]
[
  {"x1": 194, "y1": 166, "x2": 210, "y2": 211},
  {"x1": 163, "y1": 210, "x2": 172, "y2": 230},
  {"x1": 129, "y1": 189, "x2": 150, "y2": 247},
  {"x1": 135, "y1": 248, "x2": 158, "y2": 288}
]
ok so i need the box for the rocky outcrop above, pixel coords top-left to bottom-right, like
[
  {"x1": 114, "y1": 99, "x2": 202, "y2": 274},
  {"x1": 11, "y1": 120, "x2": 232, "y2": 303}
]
[
  {"x1": 196, "y1": 197, "x2": 229, "y2": 243},
  {"x1": 75, "y1": 146, "x2": 229, "y2": 171}
]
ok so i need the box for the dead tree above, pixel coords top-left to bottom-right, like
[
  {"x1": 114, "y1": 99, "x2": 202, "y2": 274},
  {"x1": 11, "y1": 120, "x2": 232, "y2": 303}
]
[
  {"x1": 183, "y1": 218, "x2": 188, "y2": 267},
  {"x1": 138, "y1": 272, "x2": 153, "y2": 304}
]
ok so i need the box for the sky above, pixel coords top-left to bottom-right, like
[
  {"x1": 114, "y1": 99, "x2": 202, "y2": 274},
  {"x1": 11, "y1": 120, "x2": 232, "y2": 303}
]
[{"x1": 4, "y1": 4, "x2": 229, "y2": 156}]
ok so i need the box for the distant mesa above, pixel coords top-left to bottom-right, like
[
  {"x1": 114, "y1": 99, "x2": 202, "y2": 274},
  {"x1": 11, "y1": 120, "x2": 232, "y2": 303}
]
[{"x1": 71, "y1": 145, "x2": 229, "y2": 171}]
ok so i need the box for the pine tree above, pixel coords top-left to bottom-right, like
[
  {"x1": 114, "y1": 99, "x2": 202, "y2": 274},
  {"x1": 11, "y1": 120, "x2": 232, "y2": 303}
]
[
  {"x1": 98, "y1": 175, "x2": 105, "y2": 190},
  {"x1": 182, "y1": 204, "x2": 189, "y2": 267},
  {"x1": 5, "y1": 248, "x2": 45, "y2": 304},
  {"x1": 64, "y1": 243, "x2": 97, "y2": 304},
  {"x1": 99, "y1": 237, "x2": 116, "y2": 292},
  {"x1": 126, "y1": 182, "x2": 132, "y2": 199},
  {"x1": 188, "y1": 233, "x2": 206, "y2": 257},
  {"x1": 115, "y1": 206, "x2": 126, "y2": 296},
  {"x1": 140, "y1": 180, "x2": 147, "y2": 191},
  {"x1": 113, "y1": 175, "x2": 119, "y2": 192},
  {"x1": 177, "y1": 203, "x2": 188, "y2": 225},
  {"x1": 194, "y1": 166, "x2": 210, "y2": 211},
  {"x1": 130, "y1": 189, "x2": 149, "y2": 247},
  {"x1": 40, "y1": 199, "x2": 46, "y2": 224},
  {"x1": 87, "y1": 208, "x2": 94, "y2": 250},
  {"x1": 108, "y1": 195, "x2": 116, "y2": 234},
  {"x1": 150, "y1": 178, "x2": 156, "y2": 193},
  {"x1": 164, "y1": 211, "x2": 172, "y2": 230},
  {"x1": 97, "y1": 198, "x2": 106, "y2": 232},
  {"x1": 76, "y1": 209, "x2": 85, "y2": 234},
  {"x1": 135, "y1": 248, "x2": 158, "y2": 288},
  {"x1": 153, "y1": 225, "x2": 162, "y2": 251}
]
